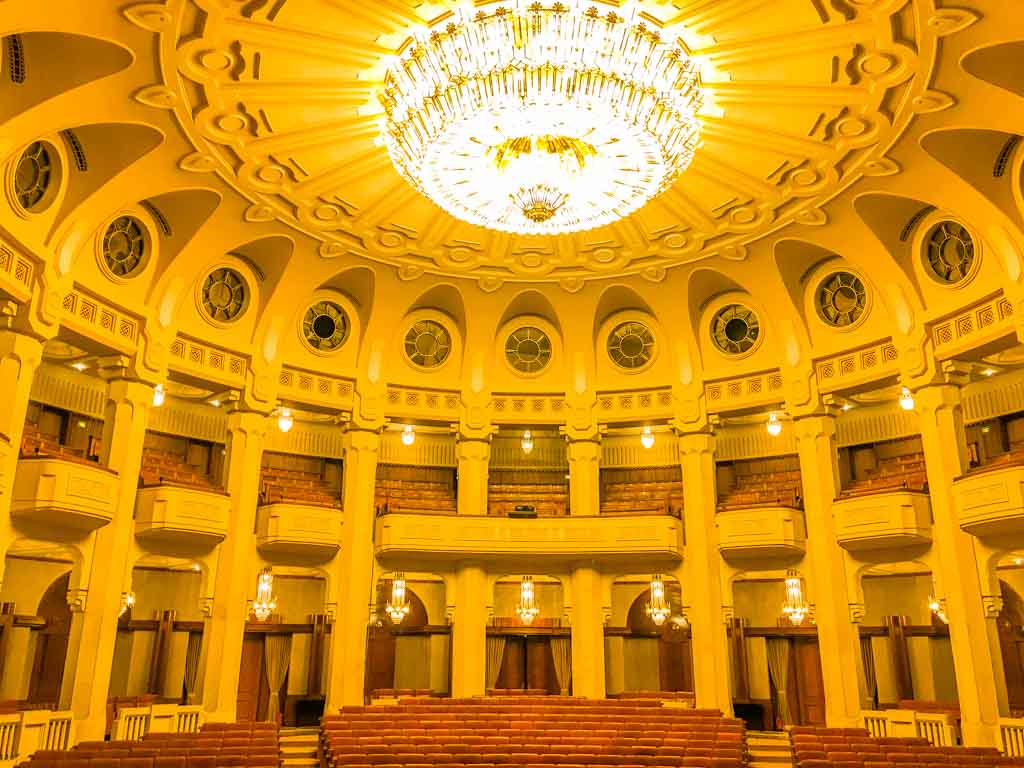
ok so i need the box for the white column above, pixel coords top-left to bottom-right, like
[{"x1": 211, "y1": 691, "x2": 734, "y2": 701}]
[
  {"x1": 567, "y1": 438, "x2": 600, "y2": 516},
  {"x1": 451, "y1": 564, "x2": 488, "y2": 697},
  {"x1": 456, "y1": 437, "x2": 489, "y2": 516},
  {"x1": 569, "y1": 565, "x2": 605, "y2": 698}
]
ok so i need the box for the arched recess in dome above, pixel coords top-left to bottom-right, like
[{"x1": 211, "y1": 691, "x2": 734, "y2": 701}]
[
  {"x1": 772, "y1": 240, "x2": 838, "y2": 330},
  {"x1": 852, "y1": 193, "x2": 932, "y2": 308},
  {"x1": 47, "y1": 122, "x2": 163, "y2": 246},
  {"x1": 962, "y1": 42, "x2": 1024, "y2": 100},
  {"x1": 142, "y1": 189, "x2": 223, "y2": 291},
  {"x1": 230, "y1": 235, "x2": 293, "y2": 321},
  {"x1": 499, "y1": 290, "x2": 562, "y2": 336},
  {"x1": 592, "y1": 285, "x2": 656, "y2": 347},
  {"x1": 920, "y1": 128, "x2": 1024, "y2": 231},
  {"x1": 0, "y1": 32, "x2": 133, "y2": 125},
  {"x1": 317, "y1": 266, "x2": 375, "y2": 332},
  {"x1": 406, "y1": 284, "x2": 467, "y2": 340},
  {"x1": 684, "y1": 267, "x2": 745, "y2": 335}
]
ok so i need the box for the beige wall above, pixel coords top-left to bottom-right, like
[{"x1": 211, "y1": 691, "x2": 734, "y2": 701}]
[
  {"x1": 494, "y1": 579, "x2": 563, "y2": 619},
  {"x1": 734, "y1": 580, "x2": 787, "y2": 626},
  {"x1": 1, "y1": 557, "x2": 72, "y2": 613},
  {"x1": 862, "y1": 574, "x2": 932, "y2": 625},
  {"x1": 132, "y1": 568, "x2": 203, "y2": 621},
  {"x1": 273, "y1": 576, "x2": 326, "y2": 623}
]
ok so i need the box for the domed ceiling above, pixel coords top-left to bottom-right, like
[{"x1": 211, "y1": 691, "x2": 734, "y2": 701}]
[{"x1": 2, "y1": 0, "x2": 1024, "y2": 408}]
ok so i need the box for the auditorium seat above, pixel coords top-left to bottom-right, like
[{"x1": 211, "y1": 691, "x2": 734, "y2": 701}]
[
  {"x1": 139, "y1": 447, "x2": 220, "y2": 491},
  {"x1": 718, "y1": 457, "x2": 802, "y2": 510},
  {"x1": 260, "y1": 464, "x2": 341, "y2": 508},
  {"x1": 840, "y1": 451, "x2": 927, "y2": 497},
  {"x1": 375, "y1": 476, "x2": 456, "y2": 515},
  {"x1": 790, "y1": 726, "x2": 1024, "y2": 767}
]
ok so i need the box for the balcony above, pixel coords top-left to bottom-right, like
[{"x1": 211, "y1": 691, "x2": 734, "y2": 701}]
[
  {"x1": 12, "y1": 456, "x2": 118, "y2": 532},
  {"x1": 833, "y1": 490, "x2": 932, "y2": 551},
  {"x1": 954, "y1": 463, "x2": 1024, "y2": 538},
  {"x1": 256, "y1": 502, "x2": 342, "y2": 561},
  {"x1": 375, "y1": 512, "x2": 683, "y2": 567},
  {"x1": 135, "y1": 483, "x2": 230, "y2": 546},
  {"x1": 717, "y1": 506, "x2": 806, "y2": 560}
]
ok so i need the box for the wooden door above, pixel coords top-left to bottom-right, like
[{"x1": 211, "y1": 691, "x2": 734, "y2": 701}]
[
  {"x1": 365, "y1": 627, "x2": 396, "y2": 696},
  {"x1": 236, "y1": 635, "x2": 264, "y2": 722},
  {"x1": 793, "y1": 639, "x2": 826, "y2": 726},
  {"x1": 525, "y1": 637, "x2": 556, "y2": 693},
  {"x1": 29, "y1": 573, "x2": 72, "y2": 706},
  {"x1": 497, "y1": 637, "x2": 525, "y2": 690}
]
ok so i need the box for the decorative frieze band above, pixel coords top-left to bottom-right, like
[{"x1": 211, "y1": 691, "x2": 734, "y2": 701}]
[
  {"x1": 62, "y1": 289, "x2": 139, "y2": 351},
  {"x1": 169, "y1": 334, "x2": 247, "y2": 386},
  {"x1": 932, "y1": 294, "x2": 1014, "y2": 357}
]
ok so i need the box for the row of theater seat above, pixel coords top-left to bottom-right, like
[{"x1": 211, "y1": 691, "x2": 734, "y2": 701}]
[
  {"x1": 375, "y1": 477, "x2": 457, "y2": 515},
  {"x1": 791, "y1": 726, "x2": 1024, "y2": 768},
  {"x1": 600, "y1": 480, "x2": 683, "y2": 517},
  {"x1": 260, "y1": 465, "x2": 340, "y2": 507},
  {"x1": 322, "y1": 698, "x2": 746, "y2": 768},
  {"x1": 488, "y1": 483, "x2": 569, "y2": 517}
]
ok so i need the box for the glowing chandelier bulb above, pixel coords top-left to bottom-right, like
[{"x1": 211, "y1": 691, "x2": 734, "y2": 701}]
[
  {"x1": 152, "y1": 383, "x2": 165, "y2": 408},
  {"x1": 928, "y1": 577, "x2": 948, "y2": 624},
  {"x1": 899, "y1": 386, "x2": 915, "y2": 411},
  {"x1": 521, "y1": 430, "x2": 534, "y2": 455},
  {"x1": 646, "y1": 575, "x2": 671, "y2": 626},
  {"x1": 118, "y1": 591, "x2": 135, "y2": 619},
  {"x1": 766, "y1": 412, "x2": 782, "y2": 437},
  {"x1": 277, "y1": 407, "x2": 294, "y2": 433},
  {"x1": 516, "y1": 576, "x2": 540, "y2": 625},
  {"x1": 380, "y1": 0, "x2": 704, "y2": 236},
  {"x1": 781, "y1": 570, "x2": 809, "y2": 626},
  {"x1": 252, "y1": 568, "x2": 277, "y2": 621},
  {"x1": 386, "y1": 572, "x2": 411, "y2": 624},
  {"x1": 641, "y1": 426, "x2": 655, "y2": 450},
  {"x1": 401, "y1": 425, "x2": 416, "y2": 446}
]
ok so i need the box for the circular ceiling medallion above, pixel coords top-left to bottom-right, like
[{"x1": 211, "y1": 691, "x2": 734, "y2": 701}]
[
  {"x1": 101, "y1": 216, "x2": 148, "y2": 278},
  {"x1": 923, "y1": 220, "x2": 976, "y2": 285},
  {"x1": 302, "y1": 300, "x2": 349, "y2": 352},
  {"x1": 607, "y1": 322, "x2": 656, "y2": 370},
  {"x1": 162, "y1": 0, "x2": 934, "y2": 284},
  {"x1": 711, "y1": 304, "x2": 761, "y2": 356},
  {"x1": 816, "y1": 271, "x2": 867, "y2": 328},
  {"x1": 404, "y1": 320, "x2": 451, "y2": 369},
  {"x1": 201, "y1": 267, "x2": 248, "y2": 323},
  {"x1": 505, "y1": 326, "x2": 552, "y2": 375},
  {"x1": 14, "y1": 141, "x2": 54, "y2": 212}
]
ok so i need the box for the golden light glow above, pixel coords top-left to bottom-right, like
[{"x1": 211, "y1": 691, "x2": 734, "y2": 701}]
[
  {"x1": 781, "y1": 571, "x2": 808, "y2": 626},
  {"x1": 381, "y1": 0, "x2": 703, "y2": 235},
  {"x1": 386, "y1": 573, "x2": 411, "y2": 624},
  {"x1": 645, "y1": 575, "x2": 670, "y2": 626},
  {"x1": 516, "y1": 575, "x2": 540, "y2": 624},
  {"x1": 252, "y1": 568, "x2": 277, "y2": 621}
]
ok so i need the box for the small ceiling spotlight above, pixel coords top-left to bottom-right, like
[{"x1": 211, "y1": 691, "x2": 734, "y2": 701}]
[
  {"x1": 70, "y1": 361, "x2": 88, "y2": 372},
  {"x1": 641, "y1": 426, "x2": 655, "y2": 449},
  {"x1": 152, "y1": 383, "x2": 166, "y2": 408},
  {"x1": 842, "y1": 403, "x2": 853, "y2": 412},
  {"x1": 521, "y1": 430, "x2": 534, "y2": 455},
  {"x1": 766, "y1": 412, "x2": 782, "y2": 437},
  {"x1": 899, "y1": 386, "x2": 915, "y2": 411},
  {"x1": 401, "y1": 424, "x2": 416, "y2": 446},
  {"x1": 210, "y1": 399, "x2": 221, "y2": 408},
  {"x1": 983, "y1": 368, "x2": 997, "y2": 377},
  {"x1": 277, "y1": 407, "x2": 294, "y2": 433}
]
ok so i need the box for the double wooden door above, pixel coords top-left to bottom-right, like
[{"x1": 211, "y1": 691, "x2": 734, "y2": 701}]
[{"x1": 791, "y1": 639, "x2": 826, "y2": 726}]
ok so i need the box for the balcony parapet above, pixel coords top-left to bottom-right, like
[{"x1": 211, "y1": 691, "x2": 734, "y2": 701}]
[
  {"x1": 954, "y1": 462, "x2": 1024, "y2": 538},
  {"x1": 833, "y1": 490, "x2": 931, "y2": 551},
  {"x1": 13, "y1": 456, "x2": 118, "y2": 532},
  {"x1": 135, "y1": 483, "x2": 230, "y2": 546},
  {"x1": 717, "y1": 505, "x2": 806, "y2": 560},
  {"x1": 256, "y1": 502, "x2": 342, "y2": 561}
]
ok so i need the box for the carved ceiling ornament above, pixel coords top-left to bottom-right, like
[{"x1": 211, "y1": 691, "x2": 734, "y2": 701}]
[{"x1": 156, "y1": 0, "x2": 942, "y2": 286}]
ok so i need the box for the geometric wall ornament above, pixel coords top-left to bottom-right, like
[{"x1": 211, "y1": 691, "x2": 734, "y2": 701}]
[
  {"x1": 923, "y1": 220, "x2": 976, "y2": 285},
  {"x1": 815, "y1": 271, "x2": 867, "y2": 328},
  {"x1": 505, "y1": 326, "x2": 552, "y2": 375},
  {"x1": 710, "y1": 304, "x2": 761, "y2": 356},
  {"x1": 101, "y1": 216, "x2": 148, "y2": 278},
  {"x1": 607, "y1": 321, "x2": 656, "y2": 370},
  {"x1": 404, "y1": 319, "x2": 451, "y2": 368},
  {"x1": 200, "y1": 267, "x2": 249, "y2": 323},
  {"x1": 301, "y1": 300, "x2": 349, "y2": 352},
  {"x1": 13, "y1": 141, "x2": 54, "y2": 212}
]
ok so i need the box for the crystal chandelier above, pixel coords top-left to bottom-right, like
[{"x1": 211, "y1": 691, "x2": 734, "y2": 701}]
[
  {"x1": 928, "y1": 577, "x2": 948, "y2": 624},
  {"x1": 781, "y1": 570, "x2": 809, "y2": 626},
  {"x1": 380, "y1": 0, "x2": 704, "y2": 236},
  {"x1": 118, "y1": 591, "x2": 135, "y2": 619},
  {"x1": 516, "y1": 576, "x2": 540, "y2": 624},
  {"x1": 386, "y1": 573, "x2": 411, "y2": 624},
  {"x1": 646, "y1": 575, "x2": 671, "y2": 626},
  {"x1": 252, "y1": 568, "x2": 277, "y2": 621},
  {"x1": 521, "y1": 430, "x2": 535, "y2": 454}
]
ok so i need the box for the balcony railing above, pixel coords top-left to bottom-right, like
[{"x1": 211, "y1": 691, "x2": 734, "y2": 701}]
[
  {"x1": 256, "y1": 502, "x2": 342, "y2": 561},
  {"x1": 717, "y1": 505, "x2": 806, "y2": 559},
  {"x1": 135, "y1": 483, "x2": 230, "y2": 545},
  {"x1": 833, "y1": 490, "x2": 931, "y2": 551},
  {"x1": 12, "y1": 456, "x2": 118, "y2": 532},
  {"x1": 953, "y1": 463, "x2": 1024, "y2": 538}
]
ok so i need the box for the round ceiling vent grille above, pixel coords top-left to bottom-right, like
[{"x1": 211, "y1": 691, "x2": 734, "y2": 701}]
[
  {"x1": 505, "y1": 326, "x2": 552, "y2": 374},
  {"x1": 711, "y1": 304, "x2": 760, "y2": 355},
  {"x1": 924, "y1": 220, "x2": 975, "y2": 284},
  {"x1": 201, "y1": 267, "x2": 248, "y2": 323},
  {"x1": 816, "y1": 271, "x2": 867, "y2": 327},
  {"x1": 102, "y1": 216, "x2": 147, "y2": 278},
  {"x1": 302, "y1": 300, "x2": 349, "y2": 351},
  {"x1": 14, "y1": 141, "x2": 53, "y2": 212},
  {"x1": 607, "y1": 321, "x2": 655, "y2": 370},
  {"x1": 404, "y1": 319, "x2": 451, "y2": 368}
]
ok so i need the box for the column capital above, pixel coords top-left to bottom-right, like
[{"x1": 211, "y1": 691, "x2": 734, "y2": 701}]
[
  {"x1": 225, "y1": 407, "x2": 270, "y2": 440},
  {"x1": 343, "y1": 425, "x2": 382, "y2": 455},
  {"x1": 902, "y1": 358, "x2": 971, "y2": 392},
  {"x1": 982, "y1": 595, "x2": 1004, "y2": 619},
  {"x1": 566, "y1": 436, "x2": 601, "y2": 460},
  {"x1": 561, "y1": 422, "x2": 603, "y2": 443},
  {"x1": 0, "y1": 325, "x2": 45, "y2": 368},
  {"x1": 67, "y1": 588, "x2": 88, "y2": 613},
  {"x1": 676, "y1": 430, "x2": 715, "y2": 457},
  {"x1": 912, "y1": 381, "x2": 963, "y2": 417},
  {"x1": 848, "y1": 602, "x2": 866, "y2": 624},
  {"x1": 792, "y1": 412, "x2": 837, "y2": 442},
  {"x1": 456, "y1": 435, "x2": 490, "y2": 461}
]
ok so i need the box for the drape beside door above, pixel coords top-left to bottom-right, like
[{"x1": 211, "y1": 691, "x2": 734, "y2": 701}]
[
  {"x1": 860, "y1": 636, "x2": 877, "y2": 706},
  {"x1": 550, "y1": 638, "x2": 571, "y2": 695},
  {"x1": 486, "y1": 637, "x2": 506, "y2": 691},
  {"x1": 183, "y1": 632, "x2": 202, "y2": 703},
  {"x1": 766, "y1": 638, "x2": 792, "y2": 725},
  {"x1": 264, "y1": 635, "x2": 292, "y2": 724}
]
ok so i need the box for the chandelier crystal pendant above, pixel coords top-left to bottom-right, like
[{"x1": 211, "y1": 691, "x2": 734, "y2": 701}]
[
  {"x1": 252, "y1": 567, "x2": 277, "y2": 622},
  {"x1": 521, "y1": 430, "x2": 535, "y2": 455},
  {"x1": 380, "y1": 0, "x2": 704, "y2": 236},
  {"x1": 646, "y1": 575, "x2": 671, "y2": 626},
  {"x1": 386, "y1": 573, "x2": 411, "y2": 624},
  {"x1": 781, "y1": 570, "x2": 809, "y2": 626},
  {"x1": 516, "y1": 575, "x2": 540, "y2": 625},
  {"x1": 118, "y1": 591, "x2": 136, "y2": 619}
]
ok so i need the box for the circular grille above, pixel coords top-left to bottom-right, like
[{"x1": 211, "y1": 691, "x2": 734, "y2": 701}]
[
  {"x1": 505, "y1": 326, "x2": 552, "y2": 374},
  {"x1": 711, "y1": 304, "x2": 760, "y2": 355},
  {"x1": 924, "y1": 220, "x2": 975, "y2": 284},
  {"x1": 816, "y1": 271, "x2": 867, "y2": 327},
  {"x1": 102, "y1": 216, "x2": 147, "y2": 277},
  {"x1": 607, "y1": 321, "x2": 655, "y2": 370},
  {"x1": 14, "y1": 142, "x2": 53, "y2": 212},
  {"x1": 404, "y1": 320, "x2": 451, "y2": 368},
  {"x1": 302, "y1": 301, "x2": 349, "y2": 351},
  {"x1": 201, "y1": 268, "x2": 248, "y2": 322}
]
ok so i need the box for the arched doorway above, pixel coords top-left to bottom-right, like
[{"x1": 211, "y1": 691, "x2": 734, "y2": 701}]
[
  {"x1": 29, "y1": 572, "x2": 72, "y2": 706},
  {"x1": 625, "y1": 585, "x2": 693, "y2": 693},
  {"x1": 366, "y1": 579, "x2": 430, "y2": 697},
  {"x1": 998, "y1": 578, "x2": 1024, "y2": 712}
]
